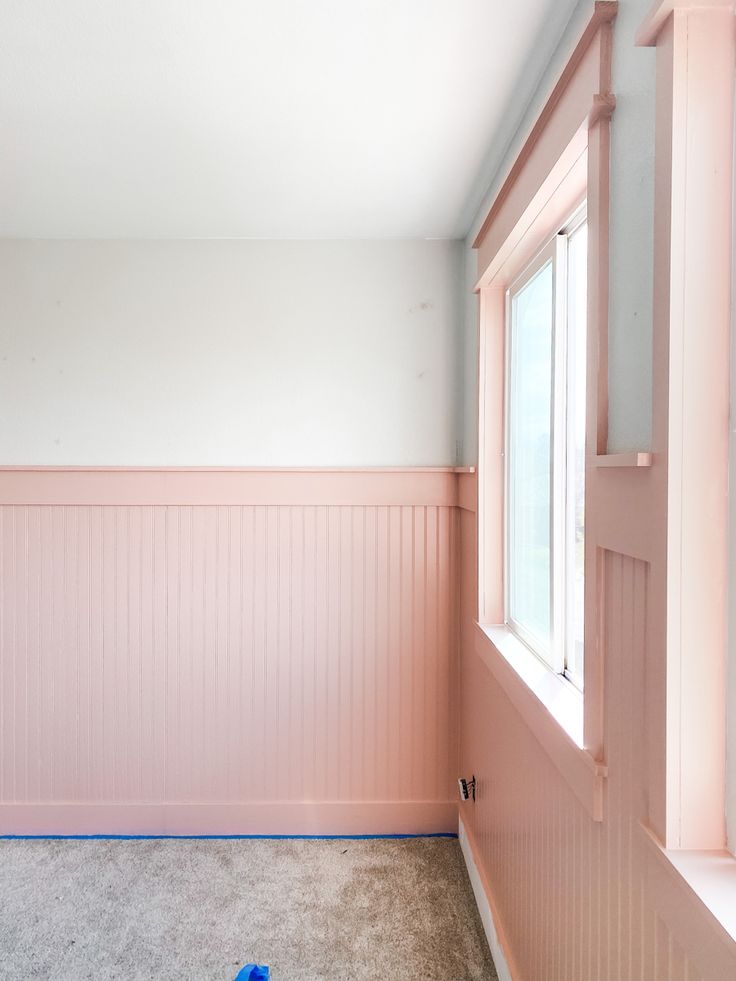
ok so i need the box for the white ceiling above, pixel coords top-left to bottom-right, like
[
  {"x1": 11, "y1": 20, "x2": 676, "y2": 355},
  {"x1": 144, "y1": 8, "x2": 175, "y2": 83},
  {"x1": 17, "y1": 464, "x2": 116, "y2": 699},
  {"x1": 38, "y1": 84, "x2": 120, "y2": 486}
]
[{"x1": 0, "y1": 0, "x2": 578, "y2": 239}]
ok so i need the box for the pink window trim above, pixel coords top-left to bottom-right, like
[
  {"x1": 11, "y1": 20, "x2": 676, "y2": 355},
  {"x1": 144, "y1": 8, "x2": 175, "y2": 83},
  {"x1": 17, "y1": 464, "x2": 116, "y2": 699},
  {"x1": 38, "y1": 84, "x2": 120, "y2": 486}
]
[
  {"x1": 473, "y1": 2, "x2": 616, "y2": 785},
  {"x1": 636, "y1": 0, "x2": 734, "y2": 852}
]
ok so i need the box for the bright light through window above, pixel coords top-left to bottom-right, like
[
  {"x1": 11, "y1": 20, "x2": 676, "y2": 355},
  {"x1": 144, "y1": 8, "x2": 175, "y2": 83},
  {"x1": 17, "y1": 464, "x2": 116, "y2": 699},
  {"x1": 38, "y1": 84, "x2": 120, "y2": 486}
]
[
  {"x1": 508, "y1": 259, "x2": 554, "y2": 656},
  {"x1": 506, "y1": 212, "x2": 588, "y2": 688}
]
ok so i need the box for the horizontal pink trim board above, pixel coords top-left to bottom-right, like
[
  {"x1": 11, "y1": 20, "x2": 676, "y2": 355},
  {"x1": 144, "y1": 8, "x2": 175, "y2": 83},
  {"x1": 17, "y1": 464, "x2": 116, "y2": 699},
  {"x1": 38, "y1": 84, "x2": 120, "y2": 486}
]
[
  {"x1": 0, "y1": 467, "x2": 472, "y2": 507},
  {"x1": 0, "y1": 803, "x2": 458, "y2": 837}
]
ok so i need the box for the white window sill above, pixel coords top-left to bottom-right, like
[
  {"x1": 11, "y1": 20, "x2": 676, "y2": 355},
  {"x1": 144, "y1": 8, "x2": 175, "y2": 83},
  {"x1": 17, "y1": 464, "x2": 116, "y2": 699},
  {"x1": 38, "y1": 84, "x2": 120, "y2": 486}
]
[
  {"x1": 478, "y1": 623, "x2": 584, "y2": 744},
  {"x1": 640, "y1": 823, "x2": 736, "y2": 961},
  {"x1": 473, "y1": 621, "x2": 607, "y2": 821}
]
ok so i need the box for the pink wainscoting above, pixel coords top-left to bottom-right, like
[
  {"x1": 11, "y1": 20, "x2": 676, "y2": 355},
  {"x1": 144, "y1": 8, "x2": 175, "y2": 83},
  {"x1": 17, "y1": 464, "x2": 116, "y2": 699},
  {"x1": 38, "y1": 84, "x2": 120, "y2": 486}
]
[
  {"x1": 459, "y1": 488, "x2": 736, "y2": 980},
  {"x1": 460, "y1": 1, "x2": 736, "y2": 976},
  {"x1": 0, "y1": 469, "x2": 460, "y2": 835}
]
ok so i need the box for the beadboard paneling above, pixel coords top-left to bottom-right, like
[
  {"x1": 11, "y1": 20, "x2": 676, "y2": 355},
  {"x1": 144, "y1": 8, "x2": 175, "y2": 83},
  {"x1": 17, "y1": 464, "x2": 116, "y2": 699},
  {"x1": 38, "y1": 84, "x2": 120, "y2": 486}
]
[
  {"x1": 0, "y1": 477, "x2": 458, "y2": 834},
  {"x1": 459, "y1": 503, "x2": 731, "y2": 979}
]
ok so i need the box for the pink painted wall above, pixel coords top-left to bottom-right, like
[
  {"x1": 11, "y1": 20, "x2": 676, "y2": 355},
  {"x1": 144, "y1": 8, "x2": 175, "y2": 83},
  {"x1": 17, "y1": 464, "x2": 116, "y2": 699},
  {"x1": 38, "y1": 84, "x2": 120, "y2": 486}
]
[
  {"x1": 457, "y1": 1, "x2": 736, "y2": 975},
  {"x1": 0, "y1": 470, "x2": 459, "y2": 835},
  {"x1": 459, "y1": 497, "x2": 736, "y2": 980}
]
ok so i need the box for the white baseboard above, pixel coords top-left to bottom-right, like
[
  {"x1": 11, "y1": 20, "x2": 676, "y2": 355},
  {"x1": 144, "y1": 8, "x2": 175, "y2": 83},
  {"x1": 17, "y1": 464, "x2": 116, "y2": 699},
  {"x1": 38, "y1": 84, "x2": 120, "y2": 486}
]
[{"x1": 458, "y1": 817, "x2": 513, "y2": 981}]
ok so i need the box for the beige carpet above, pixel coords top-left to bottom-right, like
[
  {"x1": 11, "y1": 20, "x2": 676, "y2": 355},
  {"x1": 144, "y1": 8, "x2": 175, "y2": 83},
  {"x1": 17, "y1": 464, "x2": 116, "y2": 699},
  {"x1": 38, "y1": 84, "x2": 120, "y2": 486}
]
[{"x1": 0, "y1": 836, "x2": 497, "y2": 981}]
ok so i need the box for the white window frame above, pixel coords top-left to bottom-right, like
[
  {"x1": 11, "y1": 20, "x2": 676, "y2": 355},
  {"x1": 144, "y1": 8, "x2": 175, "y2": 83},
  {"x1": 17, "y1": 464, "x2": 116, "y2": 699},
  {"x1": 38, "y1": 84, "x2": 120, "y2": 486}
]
[{"x1": 504, "y1": 207, "x2": 587, "y2": 689}]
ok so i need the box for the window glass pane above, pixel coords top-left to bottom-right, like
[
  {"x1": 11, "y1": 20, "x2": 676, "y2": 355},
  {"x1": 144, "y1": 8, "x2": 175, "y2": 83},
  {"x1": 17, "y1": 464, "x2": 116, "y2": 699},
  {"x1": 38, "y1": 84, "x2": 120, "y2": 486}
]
[
  {"x1": 508, "y1": 259, "x2": 554, "y2": 653},
  {"x1": 566, "y1": 223, "x2": 587, "y2": 687}
]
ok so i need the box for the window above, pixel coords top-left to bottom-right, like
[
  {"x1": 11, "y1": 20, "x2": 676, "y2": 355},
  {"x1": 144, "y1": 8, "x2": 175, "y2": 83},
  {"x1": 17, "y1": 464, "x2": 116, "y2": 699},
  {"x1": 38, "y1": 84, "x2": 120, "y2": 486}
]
[
  {"x1": 472, "y1": 1, "x2": 612, "y2": 803},
  {"x1": 505, "y1": 211, "x2": 587, "y2": 688}
]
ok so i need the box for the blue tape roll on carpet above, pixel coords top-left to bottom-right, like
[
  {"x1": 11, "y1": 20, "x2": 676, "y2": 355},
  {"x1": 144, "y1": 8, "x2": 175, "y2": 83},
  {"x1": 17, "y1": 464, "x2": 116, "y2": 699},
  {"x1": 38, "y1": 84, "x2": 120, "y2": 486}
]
[{"x1": 233, "y1": 965, "x2": 269, "y2": 980}]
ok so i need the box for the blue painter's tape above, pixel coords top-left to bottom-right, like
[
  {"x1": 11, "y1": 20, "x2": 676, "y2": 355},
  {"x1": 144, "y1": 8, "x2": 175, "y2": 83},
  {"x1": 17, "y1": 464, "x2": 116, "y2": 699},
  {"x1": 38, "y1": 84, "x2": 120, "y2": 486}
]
[
  {"x1": 234, "y1": 965, "x2": 269, "y2": 981},
  {"x1": 0, "y1": 832, "x2": 457, "y2": 841}
]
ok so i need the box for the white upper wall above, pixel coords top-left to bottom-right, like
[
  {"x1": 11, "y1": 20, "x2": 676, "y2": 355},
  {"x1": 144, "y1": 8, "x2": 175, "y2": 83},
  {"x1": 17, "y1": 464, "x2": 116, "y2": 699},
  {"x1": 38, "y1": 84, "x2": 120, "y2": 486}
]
[
  {"x1": 0, "y1": 239, "x2": 463, "y2": 466},
  {"x1": 1, "y1": 0, "x2": 654, "y2": 467},
  {"x1": 0, "y1": 0, "x2": 578, "y2": 239},
  {"x1": 461, "y1": 0, "x2": 656, "y2": 460}
]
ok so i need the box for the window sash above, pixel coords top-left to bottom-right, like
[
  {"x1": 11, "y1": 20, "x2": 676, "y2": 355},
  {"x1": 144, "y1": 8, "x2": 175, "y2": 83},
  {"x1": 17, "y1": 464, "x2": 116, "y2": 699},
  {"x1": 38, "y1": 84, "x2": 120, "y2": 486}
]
[
  {"x1": 505, "y1": 241, "x2": 558, "y2": 668},
  {"x1": 562, "y1": 219, "x2": 588, "y2": 689},
  {"x1": 504, "y1": 212, "x2": 587, "y2": 686}
]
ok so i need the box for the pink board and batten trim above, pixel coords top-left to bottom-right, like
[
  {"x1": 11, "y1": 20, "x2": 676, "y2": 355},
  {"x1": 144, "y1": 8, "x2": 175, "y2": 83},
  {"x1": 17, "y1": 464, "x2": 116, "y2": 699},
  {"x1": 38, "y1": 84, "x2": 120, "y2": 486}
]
[
  {"x1": 0, "y1": 467, "x2": 468, "y2": 836},
  {"x1": 463, "y1": 0, "x2": 736, "y2": 976}
]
